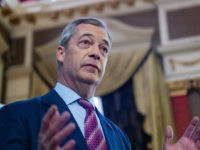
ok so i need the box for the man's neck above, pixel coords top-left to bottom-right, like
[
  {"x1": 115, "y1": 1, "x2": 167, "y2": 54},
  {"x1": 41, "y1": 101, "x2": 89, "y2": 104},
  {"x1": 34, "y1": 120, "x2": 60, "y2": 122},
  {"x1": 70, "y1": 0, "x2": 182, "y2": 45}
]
[
  {"x1": 74, "y1": 85, "x2": 96, "y2": 99},
  {"x1": 57, "y1": 80, "x2": 96, "y2": 99}
]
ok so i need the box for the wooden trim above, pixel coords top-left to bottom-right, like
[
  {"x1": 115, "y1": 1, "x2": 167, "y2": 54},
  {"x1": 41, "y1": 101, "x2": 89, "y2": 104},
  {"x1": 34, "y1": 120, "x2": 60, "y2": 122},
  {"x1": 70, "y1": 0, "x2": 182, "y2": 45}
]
[{"x1": 167, "y1": 79, "x2": 200, "y2": 96}]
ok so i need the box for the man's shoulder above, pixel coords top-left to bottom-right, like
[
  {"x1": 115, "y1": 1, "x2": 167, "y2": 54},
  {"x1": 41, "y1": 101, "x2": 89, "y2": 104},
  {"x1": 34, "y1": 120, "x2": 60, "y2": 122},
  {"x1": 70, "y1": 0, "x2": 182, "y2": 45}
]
[
  {"x1": 2, "y1": 89, "x2": 56, "y2": 110},
  {"x1": 0, "y1": 90, "x2": 55, "y2": 117},
  {"x1": 0, "y1": 97, "x2": 41, "y2": 120},
  {"x1": 3, "y1": 95, "x2": 43, "y2": 110}
]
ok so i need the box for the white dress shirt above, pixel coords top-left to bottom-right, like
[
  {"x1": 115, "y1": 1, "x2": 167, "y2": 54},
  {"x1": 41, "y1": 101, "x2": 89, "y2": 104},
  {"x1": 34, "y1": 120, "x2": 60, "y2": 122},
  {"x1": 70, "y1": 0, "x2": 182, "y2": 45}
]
[
  {"x1": 0, "y1": 104, "x2": 3, "y2": 109},
  {"x1": 54, "y1": 82, "x2": 104, "y2": 137}
]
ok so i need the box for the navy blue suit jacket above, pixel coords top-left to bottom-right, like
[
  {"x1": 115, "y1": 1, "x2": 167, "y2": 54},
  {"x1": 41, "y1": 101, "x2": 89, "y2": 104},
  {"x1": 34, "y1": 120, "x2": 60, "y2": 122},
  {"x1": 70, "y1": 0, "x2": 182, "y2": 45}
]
[{"x1": 0, "y1": 89, "x2": 131, "y2": 150}]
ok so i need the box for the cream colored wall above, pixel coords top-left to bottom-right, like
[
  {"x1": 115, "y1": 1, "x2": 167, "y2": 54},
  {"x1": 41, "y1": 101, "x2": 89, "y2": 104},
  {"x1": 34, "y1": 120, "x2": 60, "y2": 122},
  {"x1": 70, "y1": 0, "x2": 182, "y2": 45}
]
[{"x1": 5, "y1": 66, "x2": 32, "y2": 103}]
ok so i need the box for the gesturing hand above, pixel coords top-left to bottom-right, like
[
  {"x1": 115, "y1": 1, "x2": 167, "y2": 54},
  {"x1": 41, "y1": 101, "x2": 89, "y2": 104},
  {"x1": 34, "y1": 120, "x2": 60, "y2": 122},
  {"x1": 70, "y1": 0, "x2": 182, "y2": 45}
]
[
  {"x1": 163, "y1": 117, "x2": 200, "y2": 150},
  {"x1": 38, "y1": 105, "x2": 76, "y2": 150}
]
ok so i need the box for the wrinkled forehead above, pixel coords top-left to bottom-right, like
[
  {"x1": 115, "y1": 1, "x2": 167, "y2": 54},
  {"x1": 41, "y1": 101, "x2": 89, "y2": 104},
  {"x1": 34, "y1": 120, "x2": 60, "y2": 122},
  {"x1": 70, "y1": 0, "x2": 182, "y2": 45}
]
[{"x1": 74, "y1": 23, "x2": 111, "y2": 48}]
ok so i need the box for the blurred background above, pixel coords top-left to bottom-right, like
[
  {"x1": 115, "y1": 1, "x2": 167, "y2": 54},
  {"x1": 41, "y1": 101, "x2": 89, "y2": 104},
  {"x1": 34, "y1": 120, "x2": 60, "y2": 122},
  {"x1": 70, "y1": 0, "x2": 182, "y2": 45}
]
[{"x1": 1, "y1": 0, "x2": 200, "y2": 149}]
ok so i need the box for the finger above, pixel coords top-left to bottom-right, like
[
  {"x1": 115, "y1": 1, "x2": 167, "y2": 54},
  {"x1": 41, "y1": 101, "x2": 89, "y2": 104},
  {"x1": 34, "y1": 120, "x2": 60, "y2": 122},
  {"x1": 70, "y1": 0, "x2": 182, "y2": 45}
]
[
  {"x1": 45, "y1": 111, "x2": 71, "y2": 142},
  {"x1": 38, "y1": 106, "x2": 59, "y2": 150},
  {"x1": 196, "y1": 140, "x2": 200, "y2": 148},
  {"x1": 62, "y1": 140, "x2": 76, "y2": 150},
  {"x1": 183, "y1": 116, "x2": 199, "y2": 138},
  {"x1": 50, "y1": 122, "x2": 76, "y2": 148},
  {"x1": 50, "y1": 108, "x2": 61, "y2": 124},
  {"x1": 164, "y1": 125, "x2": 173, "y2": 146},
  {"x1": 191, "y1": 126, "x2": 200, "y2": 142},
  {"x1": 40, "y1": 105, "x2": 58, "y2": 134}
]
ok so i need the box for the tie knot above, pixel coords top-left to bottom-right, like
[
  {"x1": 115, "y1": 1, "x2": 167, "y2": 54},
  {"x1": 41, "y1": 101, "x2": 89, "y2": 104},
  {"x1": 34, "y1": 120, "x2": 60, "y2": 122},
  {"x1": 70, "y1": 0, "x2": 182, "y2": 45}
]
[{"x1": 78, "y1": 98, "x2": 93, "y2": 110}]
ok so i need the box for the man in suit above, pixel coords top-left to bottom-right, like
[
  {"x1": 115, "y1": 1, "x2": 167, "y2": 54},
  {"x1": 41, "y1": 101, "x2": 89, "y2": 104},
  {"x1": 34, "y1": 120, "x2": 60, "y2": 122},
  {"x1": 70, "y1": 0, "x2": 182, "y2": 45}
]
[{"x1": 0, "y1": 18, "x2": 200, "y2": 150}]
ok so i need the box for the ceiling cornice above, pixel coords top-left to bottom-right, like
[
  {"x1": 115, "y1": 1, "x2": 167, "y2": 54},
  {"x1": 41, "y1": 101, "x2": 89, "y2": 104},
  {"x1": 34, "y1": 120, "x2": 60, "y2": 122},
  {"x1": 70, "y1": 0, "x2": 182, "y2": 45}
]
[{"x1": 0, "y1": 0, "x2": 156, "y2": 32}]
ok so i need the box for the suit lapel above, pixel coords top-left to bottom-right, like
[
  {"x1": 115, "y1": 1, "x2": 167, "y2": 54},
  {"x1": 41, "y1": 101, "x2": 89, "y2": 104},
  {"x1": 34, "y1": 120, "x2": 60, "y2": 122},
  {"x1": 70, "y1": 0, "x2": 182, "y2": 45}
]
[
  {"x1": 41, "y1": 89, "x2": 88, "y2": 150},
  {"x1": 96, "y1": 108, "x2": 114, "y2": 150}
]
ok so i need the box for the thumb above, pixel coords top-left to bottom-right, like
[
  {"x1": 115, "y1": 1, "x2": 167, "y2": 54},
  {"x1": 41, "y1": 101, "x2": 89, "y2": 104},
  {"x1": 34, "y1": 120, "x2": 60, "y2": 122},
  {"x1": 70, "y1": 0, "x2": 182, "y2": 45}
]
[{"x1": 164, "y1": 125, "x2": 173, "y2": 145}]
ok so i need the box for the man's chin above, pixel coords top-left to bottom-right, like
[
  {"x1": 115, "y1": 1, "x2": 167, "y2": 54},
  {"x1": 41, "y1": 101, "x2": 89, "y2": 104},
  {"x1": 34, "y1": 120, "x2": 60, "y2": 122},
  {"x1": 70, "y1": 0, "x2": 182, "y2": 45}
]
[
  {"x1": 78, "y1": 70, "x2": 104, "y2": 85},
  {"x1": 79, "y1": 76, "x2": 101, "y2": 86}
]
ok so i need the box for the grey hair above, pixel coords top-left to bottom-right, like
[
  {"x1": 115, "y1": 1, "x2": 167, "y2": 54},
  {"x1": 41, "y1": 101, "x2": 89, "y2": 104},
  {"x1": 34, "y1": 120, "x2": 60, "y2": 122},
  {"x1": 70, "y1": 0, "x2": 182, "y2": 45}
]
[{"x1": 59, "y1": 18, "x2": 112, "y2": 49}]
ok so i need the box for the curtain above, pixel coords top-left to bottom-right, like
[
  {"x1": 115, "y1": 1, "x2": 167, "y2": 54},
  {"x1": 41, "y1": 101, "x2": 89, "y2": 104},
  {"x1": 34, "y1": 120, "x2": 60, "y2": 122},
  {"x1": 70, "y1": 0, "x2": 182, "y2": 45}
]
[
  {"x1": 0, "y1": 33, "x2": 9, "y2": 102},
  {"x1": 102, "y1": 78, "x2": 151, "y2": 150},
  {"x1": 133, "y1": 53, "x2": 174, "y2": 149}
]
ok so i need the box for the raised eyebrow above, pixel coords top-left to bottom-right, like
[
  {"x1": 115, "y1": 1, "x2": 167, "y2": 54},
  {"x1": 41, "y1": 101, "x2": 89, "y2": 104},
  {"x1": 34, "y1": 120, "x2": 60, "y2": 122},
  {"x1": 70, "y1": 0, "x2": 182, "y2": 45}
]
[
  {"x1": 79, "y1": 33, "x2": 94, "y2": 39},
  {"x1": 102, "y1": 39, "x2": 110, "y2": 49},
  {"x1": 79, "y1": 33, "x2": 111, "y2": 49}
]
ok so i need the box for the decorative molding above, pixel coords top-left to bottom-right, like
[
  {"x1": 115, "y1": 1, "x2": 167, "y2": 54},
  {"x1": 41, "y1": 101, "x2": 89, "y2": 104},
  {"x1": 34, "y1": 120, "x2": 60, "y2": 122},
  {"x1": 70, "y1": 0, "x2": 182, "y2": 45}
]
[
  {"x1": 10, "y1": 0, "x2": 109, "y2": 15},
  {"x1": 157, "y1": 0, "x2": 200, "y2": 46},
  {"x1": 164, "y1": 50, "x2": 200, "y2": 81},
  {"x1": 157, "y1": 37, "x2": 200, "y2": 54},
  {"x1": 167, "y1": 78, "x2": 200, "y2": 97},
  {"x1": 169, "y1": 57, "x2": 200, "y2": 71},
  {"x1": 158, "y1": 36, "x2": 200, "y2": 81},
  {"x1": 0, "y1": 0, "x2": 156, "y2": 32}
]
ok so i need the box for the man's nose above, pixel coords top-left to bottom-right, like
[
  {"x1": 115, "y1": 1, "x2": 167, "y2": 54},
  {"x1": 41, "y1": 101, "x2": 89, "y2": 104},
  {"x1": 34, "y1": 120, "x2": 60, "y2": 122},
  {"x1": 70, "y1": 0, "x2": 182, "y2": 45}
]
[{"x1": 89, "y1": 44, "x2": 100, "y2": 60}]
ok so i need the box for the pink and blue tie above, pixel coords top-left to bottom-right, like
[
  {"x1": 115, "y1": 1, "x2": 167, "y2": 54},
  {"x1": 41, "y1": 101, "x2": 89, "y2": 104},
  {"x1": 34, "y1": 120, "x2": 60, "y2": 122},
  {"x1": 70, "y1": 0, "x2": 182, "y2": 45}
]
[{"x1": 78, "y1": 98, "x2": 108, "y2": 150}]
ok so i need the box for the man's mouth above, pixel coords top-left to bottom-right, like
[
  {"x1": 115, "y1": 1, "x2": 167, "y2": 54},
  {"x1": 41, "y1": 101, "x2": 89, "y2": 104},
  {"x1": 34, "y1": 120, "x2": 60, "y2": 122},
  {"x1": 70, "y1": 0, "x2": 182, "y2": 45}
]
[{"x1": 83, "y1": 64, "x2": 100, "y2": 72}]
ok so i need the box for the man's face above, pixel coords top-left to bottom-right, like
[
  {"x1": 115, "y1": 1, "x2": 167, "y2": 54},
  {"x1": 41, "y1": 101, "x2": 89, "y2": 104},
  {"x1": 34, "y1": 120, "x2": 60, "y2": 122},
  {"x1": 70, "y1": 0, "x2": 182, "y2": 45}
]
[{"x1": 57, "y1": 23, "x2": 110, "y2": 87}]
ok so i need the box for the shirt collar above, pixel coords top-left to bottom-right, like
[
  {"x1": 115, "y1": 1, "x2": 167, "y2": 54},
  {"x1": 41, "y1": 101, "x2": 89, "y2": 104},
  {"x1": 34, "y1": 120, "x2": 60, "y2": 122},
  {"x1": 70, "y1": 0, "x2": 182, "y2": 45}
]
[{"x1": 54, "y1": 82, "x2": 95, "y2": 106}]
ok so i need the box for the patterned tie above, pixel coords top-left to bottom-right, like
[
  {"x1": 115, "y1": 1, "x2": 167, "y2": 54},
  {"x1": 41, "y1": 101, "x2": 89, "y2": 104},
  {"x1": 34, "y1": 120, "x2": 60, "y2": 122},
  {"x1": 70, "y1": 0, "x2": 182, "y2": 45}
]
[{"x1": 78, "y1": 98, "x2": 108, "y2": 150}]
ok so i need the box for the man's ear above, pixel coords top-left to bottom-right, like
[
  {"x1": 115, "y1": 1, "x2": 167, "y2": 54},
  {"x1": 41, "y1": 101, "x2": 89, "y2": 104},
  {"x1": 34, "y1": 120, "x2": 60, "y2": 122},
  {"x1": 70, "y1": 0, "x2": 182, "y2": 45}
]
[{"x1": 56, "y1": 46, "x2": 65, "y2": 62}]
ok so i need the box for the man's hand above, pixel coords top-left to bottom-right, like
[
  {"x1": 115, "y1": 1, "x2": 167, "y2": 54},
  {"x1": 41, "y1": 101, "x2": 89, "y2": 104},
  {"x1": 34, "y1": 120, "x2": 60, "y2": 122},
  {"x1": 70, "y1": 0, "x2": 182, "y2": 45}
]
[
  {"x1": 163, "y1": 117, "x2": 200, "y2": 150},
  {"x1": 38, "y1": 105, "x2": 76, "y2": 150}
]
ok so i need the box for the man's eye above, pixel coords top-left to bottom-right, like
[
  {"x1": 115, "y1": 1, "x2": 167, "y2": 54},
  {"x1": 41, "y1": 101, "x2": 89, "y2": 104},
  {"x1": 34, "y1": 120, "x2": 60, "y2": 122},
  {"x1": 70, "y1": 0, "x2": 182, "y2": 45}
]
[
  {"x1": 101, "y1": 46, "x2": 108, "y2": 53},
  {"x1": 78, "y1": 39, "x2": 92, "y2": 48},
  {"x1": 80, "y1": 40, "x2": 91, "y2": 45}
]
